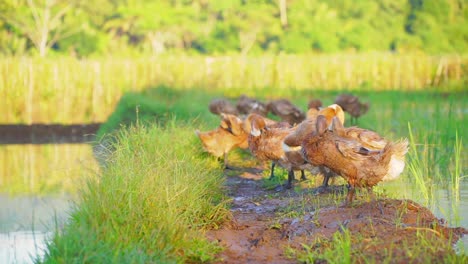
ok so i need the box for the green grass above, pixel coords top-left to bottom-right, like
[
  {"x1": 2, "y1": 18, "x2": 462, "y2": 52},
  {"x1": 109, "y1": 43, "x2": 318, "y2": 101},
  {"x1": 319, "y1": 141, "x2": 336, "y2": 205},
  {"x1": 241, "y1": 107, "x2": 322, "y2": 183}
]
[
  {"x1": 291, "y1": 226, "x2": 468, "y2": 264},
  {"x1": 4, "y1": 86, "x2": 466, "y2": 198},
  {"x1": 95, "y1": 86, "x2": 223, "y2": 139},
  {"x1": 294, "y1": 228, "x2": 353, "y2": 264},
  {"x1": 9, "y1": 86, "x2": 463, "y2": 262},
  {"x1": 39, "y1": 123, "x2": 230, "y2": 263}
]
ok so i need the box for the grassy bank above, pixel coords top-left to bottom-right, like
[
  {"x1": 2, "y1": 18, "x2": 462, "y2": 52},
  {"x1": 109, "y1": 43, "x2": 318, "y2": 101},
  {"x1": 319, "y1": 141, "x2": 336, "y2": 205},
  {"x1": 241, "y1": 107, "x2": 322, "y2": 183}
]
[
  {"x1": 99, "y1": 86, "x2": 467, "y2": 212},
  {"x1": 2, "y1": 53, "x2": 466, "y2": 124},
  {"x1": 40, "y1": 123, "x2": 229, "y2": 263},
  {"x1": 4, "y1": 86, "x2": 465, "y2": 195},
  {"x1": 95, "y1": 86, "x2": 467, "y2": 213},
  {"x1": 35, "y1": 87, "x2": 467, "y2": 262},
  {"x1": 95, "y1": 87, "x2": 222, "y2": 139}
]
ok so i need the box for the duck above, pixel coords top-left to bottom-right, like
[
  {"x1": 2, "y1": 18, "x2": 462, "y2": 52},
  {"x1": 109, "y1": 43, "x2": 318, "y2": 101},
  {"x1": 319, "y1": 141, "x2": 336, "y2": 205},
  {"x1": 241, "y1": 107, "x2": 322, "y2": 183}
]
[
  {"x1": 243, "y1": 114, "x2": 291, "y2": 180},
  {"x1": 330, "y1": 117, "x2": 405, "y2": 182},
  {"x1": 307, "y1": 99, "x2": 323, "y2": 111},
  {"x1": 236, "y1": 95, "x2": 269, "y2": 116},
  {"x1": 316, "y1": 104, "x2": 345, "y2": 129},
  {"x1": 267, "y1": 99, "x2": 306, "y2": 125},
  {"x1": 196, "y1": 114, "x2": 248, "y2": 169},
  {"x1": 334, "y1": 94, "x2": 369, "y2": 125},
  {"x1": 281, "y1": 118, "x2": 321, "y2": 186},
  {"x1": 331, "y1": 117, "x2": 387, "y2": 151},
  {"x1": 301, "y1": 116, "x2": 408, "y2": 205},
  {"x1": 209, "y1": 98, "x2": 239, "y2": 116},
  {"x1": 247, "y1": 113, "x2": 328, "y2": 190},
  {"x1": 306, "y1": 108, "x2": 320, "y2": 120},
  {"x1": 305, "y1": 103, "x2": 345, "y2": 128},
  {"x1": 282, "y1": 104, "x2": 345, "y2": 189},
  {"x1": 247, "y1": 113, "x2": 311, "y2": 188}
]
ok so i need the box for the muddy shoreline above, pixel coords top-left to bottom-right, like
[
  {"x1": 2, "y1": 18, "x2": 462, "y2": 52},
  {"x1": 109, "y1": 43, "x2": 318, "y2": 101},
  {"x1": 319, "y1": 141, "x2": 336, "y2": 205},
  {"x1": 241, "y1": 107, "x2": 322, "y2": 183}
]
[
  {"x1": 0, "y1": 123, "x2": 101, "y2": 144},
  {"x1": 207, "y1": 169, "x2": 467, "y2": 263}
]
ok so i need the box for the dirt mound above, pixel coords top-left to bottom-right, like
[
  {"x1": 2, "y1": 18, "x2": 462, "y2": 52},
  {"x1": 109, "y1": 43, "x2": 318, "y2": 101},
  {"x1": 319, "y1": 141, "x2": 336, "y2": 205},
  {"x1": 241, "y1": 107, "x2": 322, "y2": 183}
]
[{"x1": 207, "y1": 170, "x2": 467, "y2": 263}]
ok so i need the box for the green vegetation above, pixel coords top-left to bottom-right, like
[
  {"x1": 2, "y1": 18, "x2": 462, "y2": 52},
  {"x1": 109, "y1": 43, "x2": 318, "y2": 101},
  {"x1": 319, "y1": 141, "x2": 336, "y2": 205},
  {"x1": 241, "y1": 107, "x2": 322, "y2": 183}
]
[
  {"x1": 95, "y1": 87, "x2": 222, "y2": 139},
  {"x1": 3, "y1": 1, "x2": 465, "y2": 261},
  {"x1": 291, "y1": 225, "x2": 467, "y2": 263},
  {"x1": 0, "y1": 0, "x2": 466, "y2": 57},
  {"x1": 2, "y1": 55, "x2": 466, "y2": 124},
  {"x1": 40, "y1": 123, "x2": 229, "y2": 263},
  {"x1": 4, "y1": 86, "x2": 465, "y2": 197},
  {"x1": 295, "y1": 229, "x2": 353, "y2": 264},
  {"x1": 32, "y1": 87, "x2": 466, "y2": 262}
]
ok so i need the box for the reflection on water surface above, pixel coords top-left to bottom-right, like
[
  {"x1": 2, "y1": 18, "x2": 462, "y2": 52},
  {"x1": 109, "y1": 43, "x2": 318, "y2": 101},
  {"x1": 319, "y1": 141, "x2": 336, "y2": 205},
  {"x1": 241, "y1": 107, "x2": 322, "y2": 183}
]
[{"x1": 0, "y1": 195, "x2": 72, "y2": 264}]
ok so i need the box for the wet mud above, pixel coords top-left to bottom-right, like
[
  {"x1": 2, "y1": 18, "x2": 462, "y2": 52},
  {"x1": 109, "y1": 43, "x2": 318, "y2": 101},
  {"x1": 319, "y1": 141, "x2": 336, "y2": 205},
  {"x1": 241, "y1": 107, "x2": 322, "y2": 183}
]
[{"x1": 207, "y1": 169, "x2": 467, "y2": 263}]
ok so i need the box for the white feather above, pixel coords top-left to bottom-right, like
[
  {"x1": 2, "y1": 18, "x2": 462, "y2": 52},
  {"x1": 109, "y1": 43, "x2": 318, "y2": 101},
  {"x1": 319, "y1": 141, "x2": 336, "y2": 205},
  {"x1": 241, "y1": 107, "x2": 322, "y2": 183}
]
[
  {"x1": 251, "y1": 127, "x2": 261, "y2": 137},
  {"x1": 382, "y1": 155, "x2": 405, "y2": 181},
  {"x1": 282, "y1": 142, "x2": 302, "y2": 152}
]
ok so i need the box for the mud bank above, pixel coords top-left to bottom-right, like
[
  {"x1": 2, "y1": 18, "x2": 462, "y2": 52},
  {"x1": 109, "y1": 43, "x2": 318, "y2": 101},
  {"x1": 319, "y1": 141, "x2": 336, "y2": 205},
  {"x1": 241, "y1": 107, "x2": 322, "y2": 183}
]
[{"x1": 207, "y1": 170, "x2": 467, "y2": 263}]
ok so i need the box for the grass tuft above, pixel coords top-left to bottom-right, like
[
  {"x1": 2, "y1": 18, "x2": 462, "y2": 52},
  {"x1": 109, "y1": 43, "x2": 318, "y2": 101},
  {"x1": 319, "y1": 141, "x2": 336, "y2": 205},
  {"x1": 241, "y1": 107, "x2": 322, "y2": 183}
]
[{"x1": 40, "y1": 123, "x2": 230, "y2": 263}]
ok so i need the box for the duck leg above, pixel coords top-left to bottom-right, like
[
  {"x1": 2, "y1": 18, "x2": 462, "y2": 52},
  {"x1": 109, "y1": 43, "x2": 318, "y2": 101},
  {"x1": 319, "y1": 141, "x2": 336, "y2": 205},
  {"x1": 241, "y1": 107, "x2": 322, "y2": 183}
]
[
  {"x1": 366, "y1": 187, "x2": 376, "y2": 201},
  {"x1": 367, "y1": 187, "x2": 384, "y2": 214},
  {"x1": 224, "y1": 152, "x2": 229, "y2": 169},
  {"x1": 341, "y1": 185, "x2": 355, "y2": 207},
  {"x1": 313, "y1": 167, "x2": 332, "y2": 195},
  {"x1": 268, "y1": 162, "x2": 276, "y2": 179},
  {"x1": 300, "y1": 170, "x2": 307, "y2": 181},
  {"x1": 322, "y1": 170, "x2": 331, "y2": 187},
  {"x1": 285, "y1": 169, "x2": 295, "y2": 189}
]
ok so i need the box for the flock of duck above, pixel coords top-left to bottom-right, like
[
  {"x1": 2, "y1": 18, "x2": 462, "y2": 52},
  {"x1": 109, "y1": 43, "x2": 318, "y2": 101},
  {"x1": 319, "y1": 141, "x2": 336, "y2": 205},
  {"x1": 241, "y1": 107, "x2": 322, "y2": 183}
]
[{"x1": 196, "y1": 94, "x2": 408, "y2": 206}]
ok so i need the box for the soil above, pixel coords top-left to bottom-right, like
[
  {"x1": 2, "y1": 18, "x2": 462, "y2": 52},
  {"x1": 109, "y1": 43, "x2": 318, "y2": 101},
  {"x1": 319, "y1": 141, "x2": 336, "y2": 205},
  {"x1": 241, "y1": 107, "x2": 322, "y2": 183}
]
[
  {"x1": 207, "y1": 168, "x2": 467, "y2": 263},
  {"x1": 0, "y1": 123, "x2": 100, "y2": 144}
]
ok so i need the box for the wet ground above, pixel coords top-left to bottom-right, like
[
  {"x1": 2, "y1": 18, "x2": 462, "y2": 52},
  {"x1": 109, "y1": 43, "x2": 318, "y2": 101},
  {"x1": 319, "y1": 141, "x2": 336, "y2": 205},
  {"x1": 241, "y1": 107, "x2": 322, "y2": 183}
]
[
  {"x1": 0, "y1": 124, "x2": 100, "y2": 144},
  {"x1": 207, "y1": 169, "x2": 467, "y2": 263}
]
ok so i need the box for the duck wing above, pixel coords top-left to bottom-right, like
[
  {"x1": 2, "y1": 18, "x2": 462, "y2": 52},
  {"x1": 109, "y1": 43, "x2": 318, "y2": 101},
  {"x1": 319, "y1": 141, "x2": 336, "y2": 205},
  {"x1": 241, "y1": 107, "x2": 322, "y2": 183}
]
[{"x1": 334, "y1": 138, "x2": 378, "y2": 161}]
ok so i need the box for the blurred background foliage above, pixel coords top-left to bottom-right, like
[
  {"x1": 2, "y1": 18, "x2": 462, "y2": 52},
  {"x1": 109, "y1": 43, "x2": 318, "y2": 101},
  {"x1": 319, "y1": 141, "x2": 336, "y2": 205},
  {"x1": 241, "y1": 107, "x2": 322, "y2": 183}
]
[{"x1": 0, "y1": 0, "x2": 466, "y2": 57}]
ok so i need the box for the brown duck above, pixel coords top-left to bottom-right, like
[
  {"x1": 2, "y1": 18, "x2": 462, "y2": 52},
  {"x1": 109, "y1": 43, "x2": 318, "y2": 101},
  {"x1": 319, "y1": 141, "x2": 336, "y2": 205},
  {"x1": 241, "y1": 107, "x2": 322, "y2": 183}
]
[
  {"x1": 301, "y1": 116, "x2": 408, "y2": 205},
  {"x1": 307, "y1": 99, "x2": 323, "y2": 111},
  {"x1": 209, "y1": 98, "x2": 239, "y2": 116},
  {"x1": 267, "y1": 99, "x2": 306, "y2": 125},
  {"x1": 244, "y1": 114, "x2": 291, "y2": 182},
  {"x1": 334, "y1": 94, "x2": 369, "y2": 125},
  {"x1": 283, "y1": 104, "x2": 346, "y2": 189},
  {"x1": 196, "y1": 114, "x2": 248, "y2": 169},
  {"x1": 246, "y1": 113, "x2": 311, "y2": 189},
  {"x1": 236, "y1": 95, "x2": 269, "y2": 116}
]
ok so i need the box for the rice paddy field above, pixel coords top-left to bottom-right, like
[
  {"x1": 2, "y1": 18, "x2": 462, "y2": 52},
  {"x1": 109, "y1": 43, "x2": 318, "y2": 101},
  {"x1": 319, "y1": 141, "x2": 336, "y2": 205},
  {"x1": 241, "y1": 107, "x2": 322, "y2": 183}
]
[
  {"x1": 0, "y1": 54, "x2": 467, "y2": 263},
  {"x1": 1, "y1": 53, "x2": 466, "y2": 124}
]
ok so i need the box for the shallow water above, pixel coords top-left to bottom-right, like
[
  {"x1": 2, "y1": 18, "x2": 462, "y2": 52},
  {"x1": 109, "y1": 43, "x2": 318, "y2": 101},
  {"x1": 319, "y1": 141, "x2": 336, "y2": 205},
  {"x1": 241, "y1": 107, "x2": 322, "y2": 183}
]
[
  {"x1": 0, "y1": 195, "x2": 72, "y2": 264},
  {"x1": 432, "y1": 184, "x2": 468, "y2": 228},
  {"x1": 381, "y1": 179, "x2": 468, "y2": 229},
  {"x1": 0, "y1": 231, "x2": 52, "y2": 264}
]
